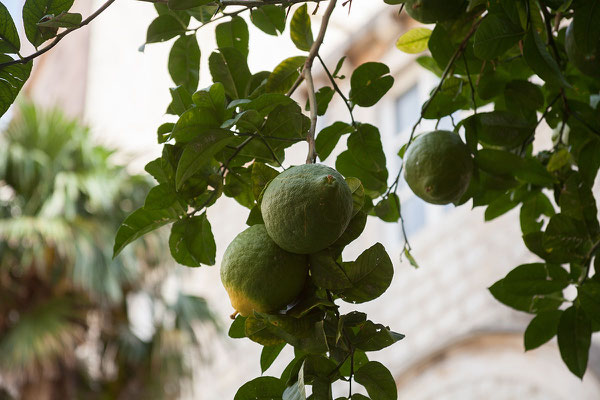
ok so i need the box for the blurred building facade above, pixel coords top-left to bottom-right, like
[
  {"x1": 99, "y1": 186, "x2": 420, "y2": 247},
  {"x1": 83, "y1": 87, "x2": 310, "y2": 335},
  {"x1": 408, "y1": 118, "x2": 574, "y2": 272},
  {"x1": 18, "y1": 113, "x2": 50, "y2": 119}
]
[{"x1": 12, "y1": 0, "x2": 600, "y2": 398}]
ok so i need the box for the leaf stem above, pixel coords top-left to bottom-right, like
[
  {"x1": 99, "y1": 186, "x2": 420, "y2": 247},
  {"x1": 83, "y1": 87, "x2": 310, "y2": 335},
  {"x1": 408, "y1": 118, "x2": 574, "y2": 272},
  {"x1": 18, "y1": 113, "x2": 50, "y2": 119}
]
[
  {"x1": 0, "y1": 0, "x2": 117, "y2": 69},
  {"x1": 317, "y1": 54, "x2": 356, "y2": 126}
]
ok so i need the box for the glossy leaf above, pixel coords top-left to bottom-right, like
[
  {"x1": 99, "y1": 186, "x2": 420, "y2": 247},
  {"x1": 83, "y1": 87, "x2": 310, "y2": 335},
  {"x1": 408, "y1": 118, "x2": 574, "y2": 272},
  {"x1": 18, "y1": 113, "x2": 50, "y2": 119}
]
[
  {"x1": 290, "y1": 4, "x2": 313, "y2": 51},
  {"x1": 234, "y1": 376, "x2": 286, "y2": 400},
  {"x1": 502, "y1": 263, "x2": 570, "y2": 295},
  {"x1": 0, "y1": 3, "x2": 20, "y2": 53},
  {"x1": 36, "y1": 11, "x2": 81, "y2": 28},
  {"x1": 146, "y1": 15, "x2": 186, "y2": 43},
  {"x1": 209, "y1": 47, "x2": 252, "y2": 99},
  {"x1": 23, "y1": 0, "x2": 74, "y2": 47},
  {"x1": 354, "y1": 361, "x2": 397, "y2": 400},
  {"x1": 349, "y1": 62, "x2": 394, "y2": 107},
  {"x1": 113, "y1": 207, "x2": 180, "y2": 257},
  {"x1": 341, "y1": 243, "x2": 394, "y2": 304},
  {"x1": 473, "y1": 13, "x2": 523, "y2": 60},
  {"x1": 169, "y1": 213, "x2": 216, "y2": 267},
  {"x1": 0, "y1": 56, "x2": 33, "y2": 118},
  {"x1": 522, "y1": 28, "x2": 570, "y2": 88},
  {"x1": 395, "y1": 27, "x2": 431, "y2": 54},
  {"x1": 169, "y1": 34, "x2": 200, "y2": 93},
  {"x1": 261, "y1": 343, "x2": 286, "y2": 374},
  {"x1": 557, "y1": 306, "x2": 591, "y2": 378},
  {"x1": 524, "y1": 310, "x2": 563, "y2": 351},
  {"x1": 578, "y1": 281, "x2": 600, "y2": 325},
  {"x1": 315, "y1": 122, "x2": 353, "y2": 161},
  {"x1": 250, "y1": 5, "x2": 286, "y2": 36},
  {"x1": 216, "y1": 16, "x2": 249, "y2": 59},
  {"x1": 266, "y1": 56, "x2": 307, "y2": 94}
]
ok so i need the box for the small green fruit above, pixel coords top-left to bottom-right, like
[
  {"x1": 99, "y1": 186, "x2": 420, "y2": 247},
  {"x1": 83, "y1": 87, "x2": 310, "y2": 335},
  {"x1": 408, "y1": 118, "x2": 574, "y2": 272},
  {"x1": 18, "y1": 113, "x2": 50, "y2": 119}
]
[
  {"x1": 220, "y1": 224, "x2": 308, "y2": 316},
  {"x1": 404, "y1": 130, "x2": 473, "y2": 205},
  {"x1": 261, "y1": 164, "x2": 353, "y2": 254}
]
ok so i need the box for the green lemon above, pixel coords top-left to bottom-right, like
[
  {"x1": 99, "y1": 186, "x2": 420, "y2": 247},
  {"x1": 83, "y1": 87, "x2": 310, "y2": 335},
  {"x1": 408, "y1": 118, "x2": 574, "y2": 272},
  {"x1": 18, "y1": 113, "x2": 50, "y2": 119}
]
[
  {"x1": 405, "y1": 0, "x2": 466, "y2": 24},
  {"x1": 403, "y1": 130, "x2": 473, "y2": 205},
  {"x1": 220, "y1": 224, "x2": 308, "y2": 316},
  {"x1": 261, "y1": 164, "x2": 353, "y2": 254},
  {"x1": 565, "y1": 23, "x2": 600, "y2": 79}
]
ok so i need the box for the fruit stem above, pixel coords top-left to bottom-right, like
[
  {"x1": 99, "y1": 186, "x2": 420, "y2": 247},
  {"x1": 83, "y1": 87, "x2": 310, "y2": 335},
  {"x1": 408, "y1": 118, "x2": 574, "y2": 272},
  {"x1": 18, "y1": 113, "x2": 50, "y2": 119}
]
[{"x1": 230, "y1": 310, "x2": 239, "y2": 320}]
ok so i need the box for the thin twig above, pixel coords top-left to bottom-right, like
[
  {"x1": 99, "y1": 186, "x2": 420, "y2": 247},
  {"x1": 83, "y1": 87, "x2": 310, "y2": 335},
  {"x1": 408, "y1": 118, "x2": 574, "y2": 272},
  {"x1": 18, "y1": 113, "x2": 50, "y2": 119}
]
[
  {"x1": 462, "y1": 52, "x2": 477, "y2": 114},
  {"x1": 317, "y1": 54, "x2": 356, "y2": 126},
  {"x1": 143, "y1": 0, "x2": 323, "y2": 5},
  {"x1": 0, "y1": 0, "x2": 117, "y2": 69},
  {"x1": 301, "y1": 0, "x2": 338, "y2": 163},
  {"x1": 540, "y1": 4, "x2": 561, "y2": 63}
]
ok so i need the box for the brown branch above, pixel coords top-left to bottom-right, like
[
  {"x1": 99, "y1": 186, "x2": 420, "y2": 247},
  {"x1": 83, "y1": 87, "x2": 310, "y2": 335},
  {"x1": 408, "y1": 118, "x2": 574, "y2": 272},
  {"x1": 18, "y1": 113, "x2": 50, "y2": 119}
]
[
  {"x1": 0, "y1": 0, "x2": 117, "y2": 69},
  {"x1": 301, "y1": 0, "x2": 338, "y2": 163}
]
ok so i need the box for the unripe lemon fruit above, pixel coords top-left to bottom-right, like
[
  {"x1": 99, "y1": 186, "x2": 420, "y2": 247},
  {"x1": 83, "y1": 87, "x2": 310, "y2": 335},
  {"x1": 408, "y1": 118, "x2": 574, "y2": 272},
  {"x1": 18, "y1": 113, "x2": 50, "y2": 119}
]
[
  {"x1": 404, "y1": 130, "x2": 473, "y2": 205},
  {"x1": 220, "y1": 224, "x2": 308, "y2": 316},
  {"x1": 261, "y1": 164, "x2": 353, "y2": 254}
]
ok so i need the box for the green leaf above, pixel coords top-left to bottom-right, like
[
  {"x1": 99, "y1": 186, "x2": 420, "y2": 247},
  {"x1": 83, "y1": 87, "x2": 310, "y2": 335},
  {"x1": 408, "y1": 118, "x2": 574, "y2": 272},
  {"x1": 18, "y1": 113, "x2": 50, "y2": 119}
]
[
  {"x1": 169, "y1": 34, "x2": 200, "y2": 93},
  {"x1": 315, "y1": 122, "x2": 353, "y2": 161},
  {"x1": 488, "y1": 279, "x2": 562, "y2": 314},
  {"x1": 484, "y1": 192, "x2": 519, "y2": 221},
  {"x1": 168, "y1": 85, "x2": 194, "y2": 116},
  {"x1": 502, "y1": 263, "x2": 570, "y2": 296},
  {"x1": 354, "y1": 361, "x2": 397, "y2": 400},
  {"x1": 169, "y1": 214, "x2": 216, "y2": 267},
  {"x1": 290, "y1": 4, "x2": 313, "y2": 51},
  {"x1": 557, "y1": 305, "x2": 591, "y2": 378},
  {"x1": 375, "y1": 194, "x2": 400, "y2": 223},
  {"x1": 341, "y1": 243, "x2": 394, "y2": 304},
  {"x1": 520, "y1": 192, "x2": 555, "y2": 235},
  {"x1": 346, "y1": 177, "x2": 365, "y2": 216},
  {"x1": 395, "y1": 27, "x2": 431, "y2": 54},
  {"x1": 209, "y1": 47, "x2": 252, "y2": 99},
  {"x1": 578, "y1": 281, "x2": 600, "y2": 325},
  {"x1": 422, "y1": 77, "x2": 468, "y2": 119},
  {"x1": 36, "y1": 11, "x2": 81, "y2": 28},
  {"x1": 266, "y1": 56, "x2": 307, "y2": 94},
  {"x1": 347, "y1": 124, "x2": 387, "y2": 174},
  {"x1": 543, "y1": 214, "x2": 592, "y2": 263},
  {"x1": 306, "y1": 86, "x2": 335, "y2": 116},
  {"x1": 171, "y1": 106, "x2": 222, "y2": 143},
  {"x1": 23, "y1": 0, "x2": 74, "y2": 47},
  {"x1": 465, "y1": 111, "x2": 534, "y2": 149},
  {"x1": 144, "y1": 184, "x2": 180, "y2": 210},
  {"x1": 309, "y1": 249, "x2": 352, "y2": 291},
  {"x1": 336, "y1": 151, "x2": 387, "y2": 196},
  {"x1": 349, "y1": 62, "x2": 394, "y2": 107},
  {"x1": 0, "y1": 3, "x2": 20, "y2": 53},
  {"x1": 283, "y1": 363, "x2": 306, "y2": 400},
  {"x1": 251, "y1": 162, "x2": 280, "y2": 199},
  {"x1": 225, "y1": 166, "x2": 254, "y2": 208},
  {"x1": 547, "y1": 148, "x2": 572, "y2": 172},
  {"x1": 559, "y1": 173, "x2": 599, "y2": 237},
  {"x1": 246, "y1": 315, "x2": 286, "y2": 347},
  {"x1": 192, "y1": 82, "x2": 228, "y2": 123},
  {"x1": 350, "y1": 320, "x2": 404, "y2": 352},
  {"x1": 522, "y1": 28, "x2": 570, "y2": 88},
  {"x1": 168, "y1": 0, "x2": 212, "y2": 10},
  {"x1": 253, "y1": 313, "x2": 329, "y2": 354},
  {"x1": 261, "y1": 343, "x2": 286, "y2": 374},
  {"x1": 113, "y1": 207, "x2": 180, "y2": 257},
  {"x1": 246, "y1": 205, "x2": 264, "y2": 226},
  {"x1": 216, "y1": 16, "x2": 249, "y2": 59},
  {"x1": 473, "y1": 13, "x2": 523, "y2": 60},
  {"x1": 504, "y1": 80, "x2": 544, "y2": 117},
  {"x1": 0, "y1": 57, "x2": 33, "y2": 118},
  {"x1": 229, "y1": 315, "x2": 248, "y2": 338},
  {"x1": 175, "y1": 130, "x2": 234, "y2": 189},
  {"x1": 524, "y1": 310, "x2": 563, "y2": 351},
  {"x1": 146, "y1": 15, "x2": 186, "y2": 43},
  {"x1": 250, "y1": 5, "x2": 286, "y2": 36},
  {"x1": 234, "y1": 376, "x2": 286, "y2": 400},
  {"x1": 333, "y1": 210, "x2": 368, "y2": 249}
]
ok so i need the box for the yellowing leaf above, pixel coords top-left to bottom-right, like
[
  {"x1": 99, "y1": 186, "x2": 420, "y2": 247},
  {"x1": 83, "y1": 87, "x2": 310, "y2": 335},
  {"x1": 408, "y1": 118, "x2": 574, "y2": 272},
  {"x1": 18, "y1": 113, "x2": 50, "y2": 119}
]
[{"x1": 395, "y1": 27, "x2": 432, "y2": 54}]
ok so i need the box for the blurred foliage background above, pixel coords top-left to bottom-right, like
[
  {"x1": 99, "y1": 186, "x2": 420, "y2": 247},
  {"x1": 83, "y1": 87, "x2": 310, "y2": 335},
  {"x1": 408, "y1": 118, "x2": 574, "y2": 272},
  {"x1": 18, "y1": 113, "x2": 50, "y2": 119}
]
[{"x1": 0, "y1": 102, "x2": 218, "y2": 400}]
